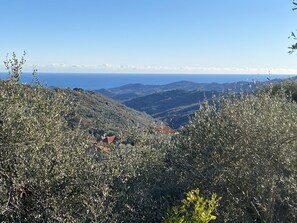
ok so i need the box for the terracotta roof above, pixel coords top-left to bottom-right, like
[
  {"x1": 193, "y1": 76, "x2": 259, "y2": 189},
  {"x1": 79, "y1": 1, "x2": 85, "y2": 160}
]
[
  {"x1": 154, "y1": 126, "x2": 174, "y2": 134},
  {"x1": 103, "y1": 135, "x2": 118, "y2": 143}
]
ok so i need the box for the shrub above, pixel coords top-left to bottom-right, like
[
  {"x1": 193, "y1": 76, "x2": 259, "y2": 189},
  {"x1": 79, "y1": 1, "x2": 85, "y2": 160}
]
[
  {"x1": 0, "y1": 54, "x2": 107, "y2": 222},
  {"x1": 174, "y1": 90, "x2": 297, "y2": 222},
  {"x1": 100, "y1": 130, "x2": 182, "y2": 222},
  {"x1": 163, "y1": 189, "x2": 221, "y2": 223},
  {"x1": 265, "y1": 79, "x2": 297, "y2": 102}
]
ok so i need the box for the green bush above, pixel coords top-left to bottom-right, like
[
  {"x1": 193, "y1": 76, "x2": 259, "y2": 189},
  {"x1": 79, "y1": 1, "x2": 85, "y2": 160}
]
[
  {"x1": 0, "y1": 55, "x2": 109, "y2": 222},
  {"x1": 173, "y1": 90, "x2": 297, "y2": 222},
  {"x1": 265, "y1": 79, "x2": 297, "y2": 102},
  {"x1": 100, "y1": 130, "x2": 182, "y2": 222},
  {"x1": 163, "y1": 189, "x2": 221, "y2": 223}
]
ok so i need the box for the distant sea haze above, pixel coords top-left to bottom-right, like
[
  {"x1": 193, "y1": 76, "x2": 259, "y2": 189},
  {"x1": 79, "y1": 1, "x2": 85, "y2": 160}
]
[{"x1": 0, "y1": 73, "x2": 294, "y2": 90}]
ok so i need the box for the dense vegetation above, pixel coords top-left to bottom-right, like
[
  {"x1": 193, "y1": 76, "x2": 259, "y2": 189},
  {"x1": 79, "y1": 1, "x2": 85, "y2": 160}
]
[
  {"x1": 163, "y1": 189, "x2": 221, "y2": 223},
  {"x1": 0, "y1": 55, "x2": 184, "y2": 222},
  {"x1": 175, "y1": 90, "x2": 297, "y2": 222},
  {"x1": 2, "y1": 54, "x2": 297, "y2": 222},
  {"x1": 0, "y1": 75, "x2": 180, "y2": 222},
  {"x1": 0, "y1": 75, "x2": 97, "y2": 221}
]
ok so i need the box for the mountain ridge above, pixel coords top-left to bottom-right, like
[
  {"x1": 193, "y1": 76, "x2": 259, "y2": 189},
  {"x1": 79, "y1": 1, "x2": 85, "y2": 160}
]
[{"x1": 96, "y1": 80, "x2": 257, "y2": 102}]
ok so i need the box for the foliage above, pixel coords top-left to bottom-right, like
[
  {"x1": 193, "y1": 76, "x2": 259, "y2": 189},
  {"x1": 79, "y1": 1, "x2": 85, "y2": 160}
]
[
  {"x1": 265, "y1": 79, "x2": 297, "y2": 102},
  {"x1": 163, "y1": 189, "x2": 221, "y2": 223},
  {"x1": 3, "y1": 51, "x2": 26, "y2": 82},
  {"x1": 289, "y1": 1, "x2": 297, "y2": 54},
  {"x1": 0, "y1": 53, "x2": 187, "y2": 222},
  {"x1": 0, "y1": 55, "x2": 111, "y2": 222},
  {"x1": 174, "y1": 90, "x2": 297, "y2": 222},
  {"x1": 6, "y1": 52, "x2": 297, "y2": 222},
  {"x1": 99, "y1": 130, "x2": 183, "y2": 222}
]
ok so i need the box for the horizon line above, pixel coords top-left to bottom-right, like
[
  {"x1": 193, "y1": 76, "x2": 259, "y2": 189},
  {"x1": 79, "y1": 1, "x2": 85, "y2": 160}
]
[{"x1": 0, "y1": 72, "x2": 295, "y2": 76}]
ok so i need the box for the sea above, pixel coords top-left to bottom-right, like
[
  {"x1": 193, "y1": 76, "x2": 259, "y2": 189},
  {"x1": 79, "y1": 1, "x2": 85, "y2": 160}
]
[{"x1": 0, "y1": 73, "x2": 294, "y2": 90}]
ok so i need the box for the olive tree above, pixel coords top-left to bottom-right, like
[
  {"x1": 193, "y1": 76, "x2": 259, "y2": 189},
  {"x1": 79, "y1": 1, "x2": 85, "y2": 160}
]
[
  {"x1": 174, "y1": 91, "x2": 297, "y2": 222},
  {"x1": 0, "y1": 54, "x2": 115, "y2": 222}
]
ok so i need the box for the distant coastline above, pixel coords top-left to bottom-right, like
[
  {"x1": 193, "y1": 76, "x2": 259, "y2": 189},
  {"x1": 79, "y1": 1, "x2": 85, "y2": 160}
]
[{"x1": 0, "y1": 73, "x2": 294, "y2": 90}]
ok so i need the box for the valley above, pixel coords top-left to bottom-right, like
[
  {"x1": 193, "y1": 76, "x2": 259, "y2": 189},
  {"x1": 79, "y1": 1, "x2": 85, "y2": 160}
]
[{"x1": 97, "y1": 80, "x2": 262, "y2": 128}]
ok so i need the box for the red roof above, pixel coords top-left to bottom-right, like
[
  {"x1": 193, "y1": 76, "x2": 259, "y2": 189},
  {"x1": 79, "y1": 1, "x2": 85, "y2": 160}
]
[
  {"x1": 154, "y1": 126, "x2": 174, "y2": 134},
  {"x1": 103, "y1": 135, "x2": 118, "y2": 143}
]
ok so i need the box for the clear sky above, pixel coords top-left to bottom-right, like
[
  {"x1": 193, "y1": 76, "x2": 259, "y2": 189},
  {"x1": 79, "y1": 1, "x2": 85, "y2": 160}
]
[{"x1": 0, "y1": 0, "x2": 296, "y2": 74}]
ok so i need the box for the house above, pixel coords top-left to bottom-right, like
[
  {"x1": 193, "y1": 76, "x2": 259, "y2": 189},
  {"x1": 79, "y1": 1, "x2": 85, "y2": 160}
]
[
  {"x1": 102, "y1": 135, "x2": 118, "y2": 143},
  {"x1": 154, "y1": 125, "x2": 174, "y2": 134}
]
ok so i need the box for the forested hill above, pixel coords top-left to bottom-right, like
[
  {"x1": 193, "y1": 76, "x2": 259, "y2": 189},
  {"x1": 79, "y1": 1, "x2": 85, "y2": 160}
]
[{"x1": 57, "y1": 88, "x2": 157, "y2": 135}]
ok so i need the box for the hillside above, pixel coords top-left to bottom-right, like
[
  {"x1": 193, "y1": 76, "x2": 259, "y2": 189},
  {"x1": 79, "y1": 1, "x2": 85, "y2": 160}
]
[
  {"x1": 0, "y1": 78, "x2": 157, "y2": 136},
  {"x1": 124, "y1": 89, "x2": 218, "y2": 128},
  {"x1": 61, "y1": 88, "x2": 157, "y2": 136}
]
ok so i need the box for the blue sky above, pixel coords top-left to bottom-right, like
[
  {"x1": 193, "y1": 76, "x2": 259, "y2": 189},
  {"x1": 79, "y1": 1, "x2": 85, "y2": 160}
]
[{"x1": 0, "y1": 0, "x2": 296, "y2": 74}]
